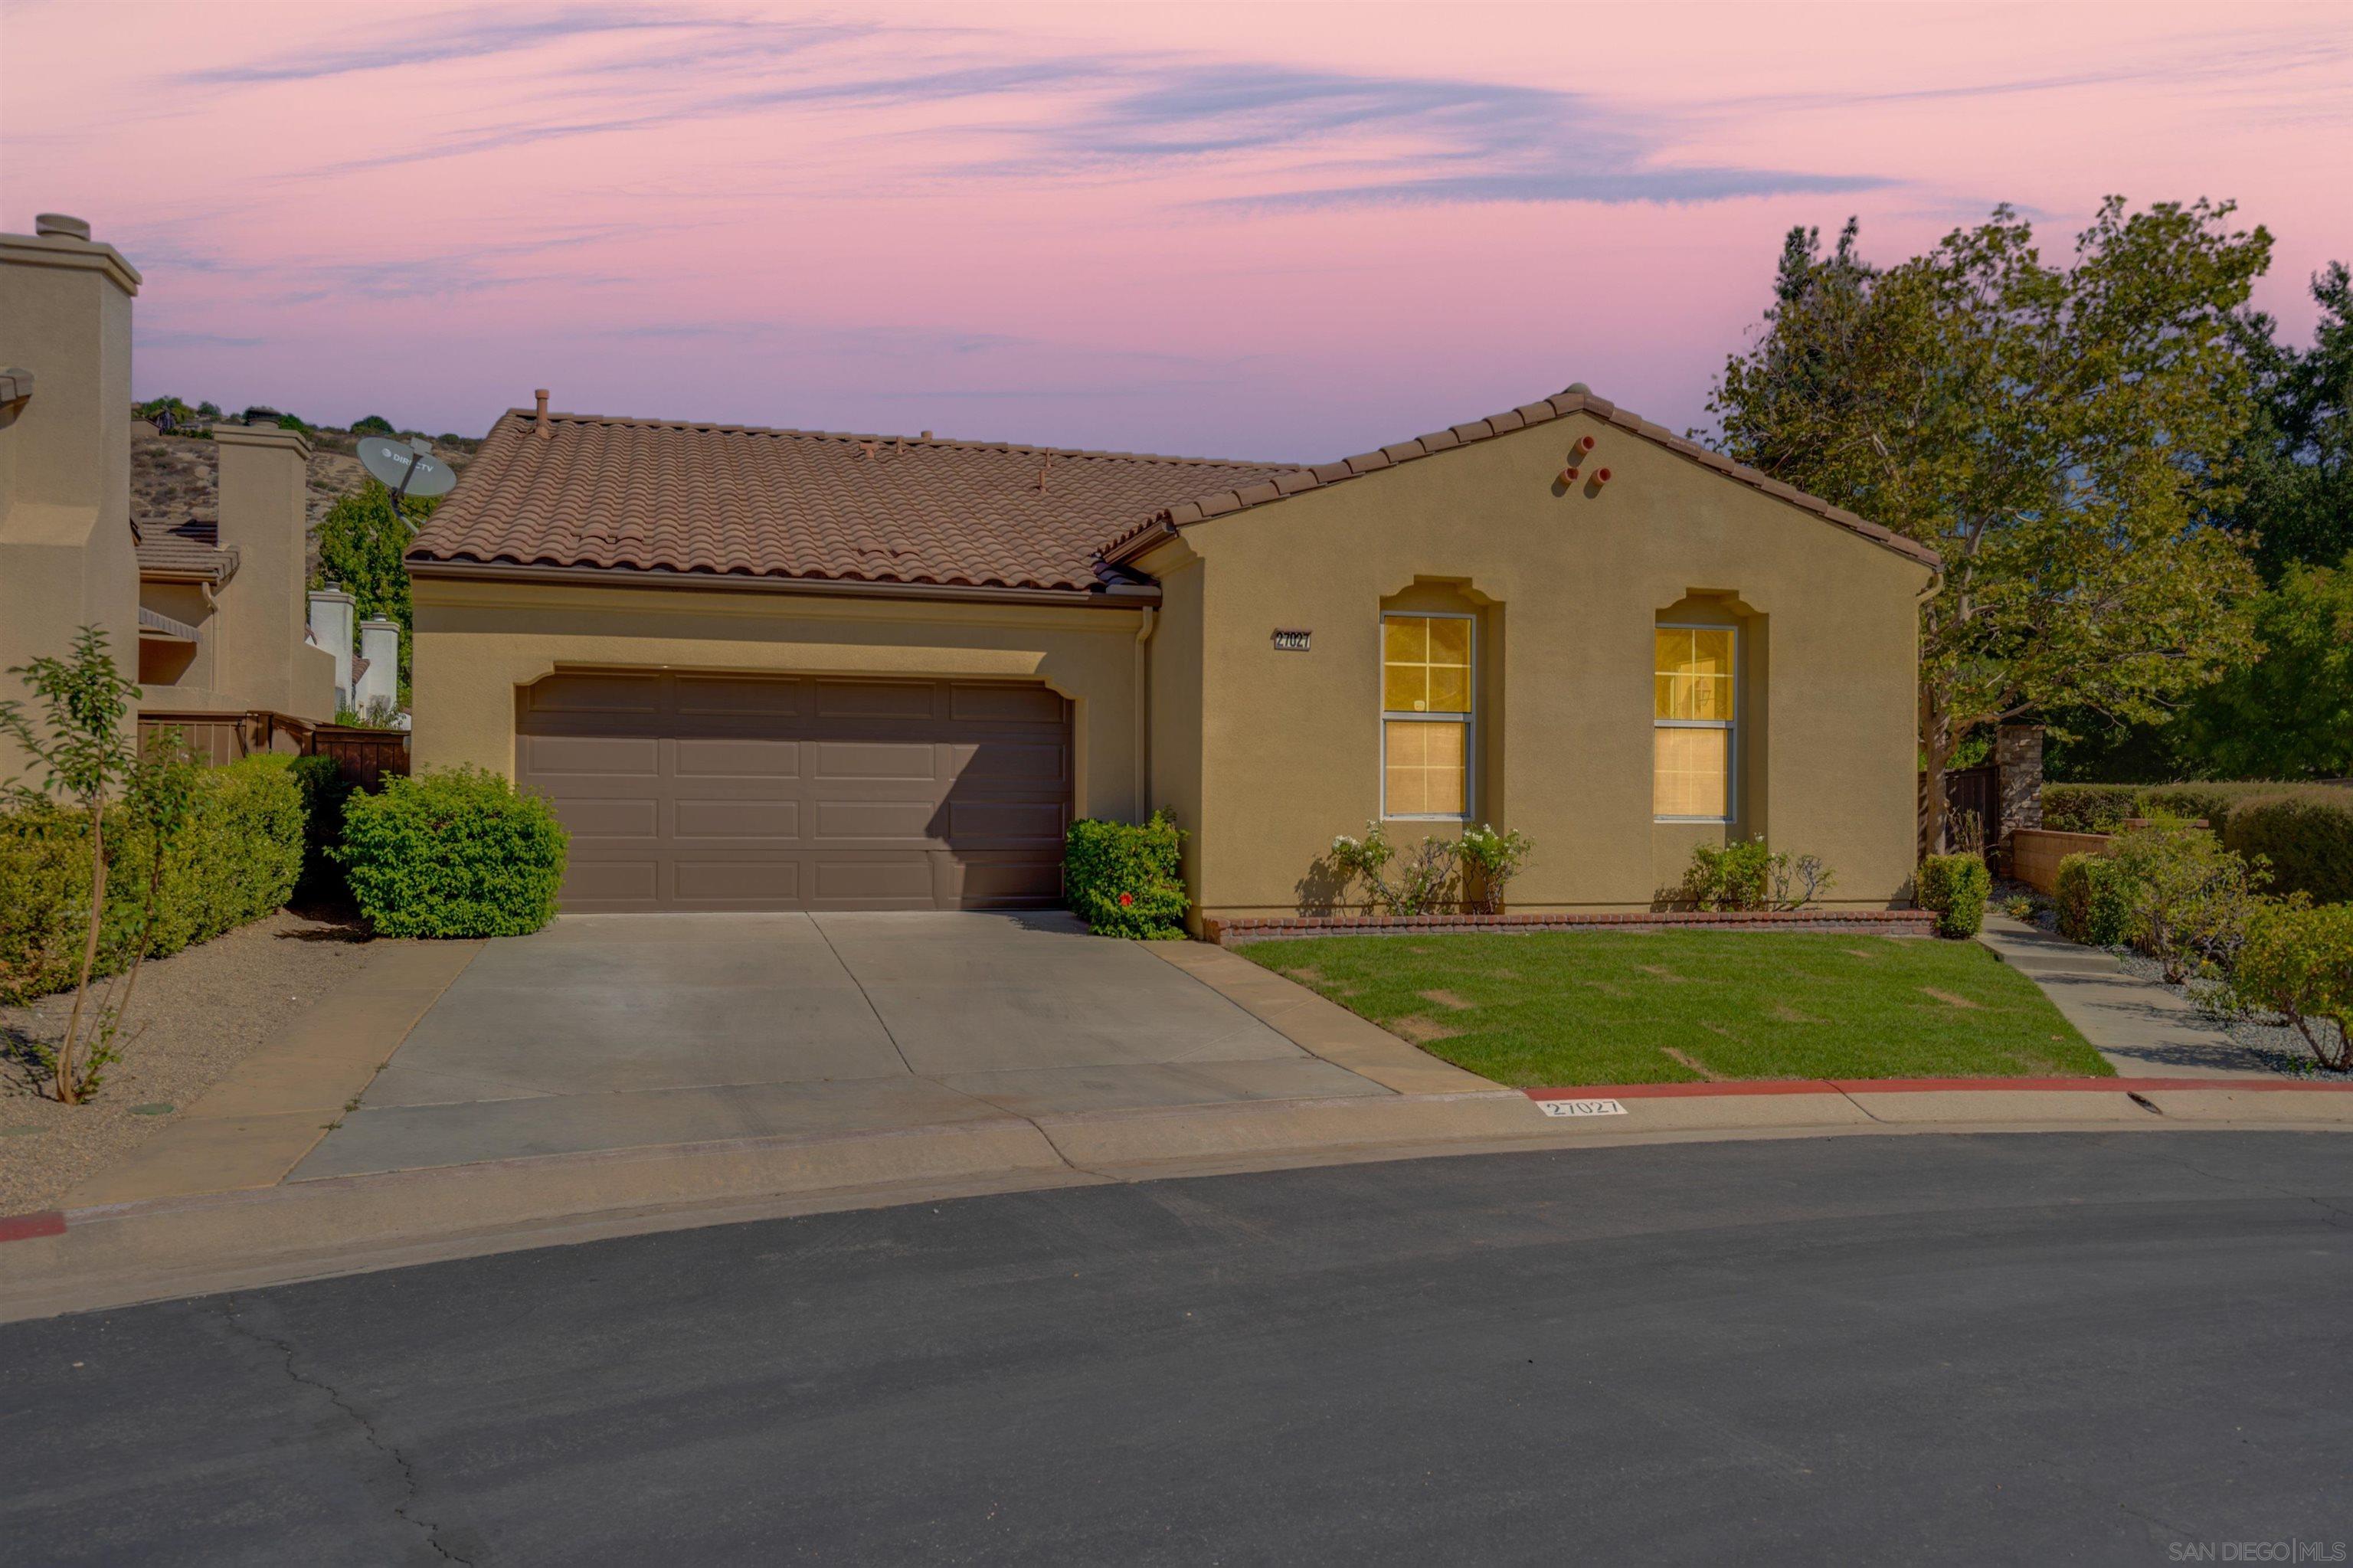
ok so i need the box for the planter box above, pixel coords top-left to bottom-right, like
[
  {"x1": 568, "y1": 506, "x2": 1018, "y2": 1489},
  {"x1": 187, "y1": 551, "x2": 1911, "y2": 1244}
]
[
  {"x1": 1203, "y1": 908, "x2": 1936, "y2": 946},
  {"x1": 2009, "y1": 828, "x2": 2116, "y2": 895}
]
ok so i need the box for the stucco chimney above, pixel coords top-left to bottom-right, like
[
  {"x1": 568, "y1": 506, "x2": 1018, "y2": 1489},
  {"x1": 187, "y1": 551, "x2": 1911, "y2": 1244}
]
[
  {"x1": 213, "y1": 417, "x2": 319, "y2": 717},
  {"x1": 307, "y1": 587, "x2": 355, "y2": 709},
  {"x1": 0, "y1": 213, "x2": 142, "y2": 782},
  {"x1": 355, "y1": 618, "x2": 400, "y2": 716}
]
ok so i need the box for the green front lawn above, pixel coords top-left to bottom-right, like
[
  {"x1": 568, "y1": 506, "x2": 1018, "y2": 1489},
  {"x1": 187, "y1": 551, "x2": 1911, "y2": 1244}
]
[{"x1": 1244, "y1": 931, "x2": 2109, "y2": 1087}]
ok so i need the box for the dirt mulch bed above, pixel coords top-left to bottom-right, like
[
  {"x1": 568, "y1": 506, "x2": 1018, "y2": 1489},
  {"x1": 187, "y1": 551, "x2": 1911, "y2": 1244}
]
[{"x1": 0, "y1": 910, "x2": 375, "y2": 1214}]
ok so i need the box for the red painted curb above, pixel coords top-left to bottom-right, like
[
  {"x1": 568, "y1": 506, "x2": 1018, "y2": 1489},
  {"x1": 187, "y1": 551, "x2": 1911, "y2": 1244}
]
[
  {"x1": 1525, "y1": 1076, "x2": 2353, "y2": 1102},
  {"x1": 0, "y1": 1210, "x2": 67, "y2": 1243}
]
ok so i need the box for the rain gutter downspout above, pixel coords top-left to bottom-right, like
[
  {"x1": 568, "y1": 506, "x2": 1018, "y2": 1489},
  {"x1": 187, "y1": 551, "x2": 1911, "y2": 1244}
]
[{"x1": 1134, "y1": 605, "x2": 1157, "y2": 819}]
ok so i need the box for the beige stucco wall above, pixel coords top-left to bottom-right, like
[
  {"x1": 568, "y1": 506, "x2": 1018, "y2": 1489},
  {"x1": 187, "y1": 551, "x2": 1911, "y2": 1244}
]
[
  {"x1": 409, "y1": 576, "x2": 1151, "y2": 820},
  {"x1": 0, "y1": 227, "x2": 141, "y2": 784},
  {"x1": 1143, "y1": 409, "x2": 1931, "y2": 918},
  {"x1": 211, "y1": 424, "x2": 338, "y2": 722}
]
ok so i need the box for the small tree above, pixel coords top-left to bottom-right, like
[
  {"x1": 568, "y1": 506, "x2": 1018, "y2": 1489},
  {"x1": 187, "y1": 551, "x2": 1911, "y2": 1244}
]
[
  {"x1": 2108, "y1": 817, "x2": 2270, "y2": 984},
  {"x1": 314, "y1": 480, "x2": 437, "y2": 699},
  {"x1": 2231, "y1": 902, "x2": 2352, "y2": 1071},
  {"x1": 351, "y1": 414, "x2": 396, "y2": 436},
  {"x1": 0, "y1": 627, "x2": 140, "y2": 1103}
]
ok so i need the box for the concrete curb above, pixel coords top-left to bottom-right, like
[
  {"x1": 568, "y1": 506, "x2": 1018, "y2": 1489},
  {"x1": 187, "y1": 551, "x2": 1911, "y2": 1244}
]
[{"x1": 7, "y1": 1074, "x2": 2350, "y2": 1324}]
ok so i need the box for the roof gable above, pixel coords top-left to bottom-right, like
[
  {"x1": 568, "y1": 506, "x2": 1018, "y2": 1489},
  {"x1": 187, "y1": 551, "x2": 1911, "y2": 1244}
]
[{"x1": 1100, "y1": 388, "x2": 1939, "y2": 571}]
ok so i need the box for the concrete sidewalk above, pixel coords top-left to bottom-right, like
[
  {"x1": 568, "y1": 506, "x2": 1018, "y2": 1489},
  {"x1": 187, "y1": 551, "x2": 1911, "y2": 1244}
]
[{"x1": 1975, "y1": 915, "x2": 2277, "y2": 1078}]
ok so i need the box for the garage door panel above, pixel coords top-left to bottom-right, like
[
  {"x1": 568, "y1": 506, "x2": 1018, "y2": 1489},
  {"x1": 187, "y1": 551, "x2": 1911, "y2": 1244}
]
[
  {"x1": 817, "y1": 680, "x2": 940, "y2": 719},
  {"x1": 812, "y1": 856, "x2": 935, "y2": 905},
  {"x1": 947, "y1": 739, "x2": 1068, "y2": 784},
  {"x1": 673, "y1": 797, "x2": 800, "y2": 840},
  {"x1": 525, "y1": 735, "x2": 661, "y2": 776},
  {"x1": 675, "y1": 737, "x2": 801, "y2": 777},
  {"x1": 816, "y1": 740, "x2": 938, "y2": 781},
  {"x1": 519, "y1": 672, "x2": 1069, "y2": 912},
  {"x1": 676, "y1": 675, "x2": 806, "y2": 717},
  {"x1": 526, "y1": 673, "x2": 663, "y2": 715},
  {"x1": 813, "y1": 798, "x2": 939, "y2": 842},
  {"x1": 946, "y1": 800, "x2": 1065, "y2": 842},
  {"x1": 564, "y1": 859, "x2": 663, "y2": 905},
  {"x1": 673, "y1": 857, "x2": 802, "y2": 904},
  {"x1": 553, "y1": 798, "x2": 662, "y2": 839}
]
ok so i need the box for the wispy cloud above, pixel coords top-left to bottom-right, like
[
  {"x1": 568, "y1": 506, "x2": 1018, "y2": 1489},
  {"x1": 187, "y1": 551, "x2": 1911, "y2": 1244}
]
[{"x1": 174, "y1": 5, "x2": 714, "y2": 86}]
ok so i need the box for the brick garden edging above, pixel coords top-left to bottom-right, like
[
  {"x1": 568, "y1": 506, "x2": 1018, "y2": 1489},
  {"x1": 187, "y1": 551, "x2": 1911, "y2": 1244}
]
[{"x1": 1201, "y1": 908, "x2": 1935, "y2": 946}]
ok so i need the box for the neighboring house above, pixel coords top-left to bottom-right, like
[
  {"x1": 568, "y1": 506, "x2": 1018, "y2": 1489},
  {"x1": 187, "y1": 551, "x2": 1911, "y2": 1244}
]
[
  {"x1": 0, "y1": 215, "x2": 335, "y2": 779},
  {"x1": 408, "y1": 391, "x2": 1938, "y2": 922},
  {"x1": 136, "y1": 420, "x2": 336, "y2": 727}
]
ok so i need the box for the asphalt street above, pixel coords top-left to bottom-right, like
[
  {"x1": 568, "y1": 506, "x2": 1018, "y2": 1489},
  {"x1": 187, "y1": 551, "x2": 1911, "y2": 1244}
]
[{"x1": 5, "y1": 1131, "x2": 2351, "y2": 1565}]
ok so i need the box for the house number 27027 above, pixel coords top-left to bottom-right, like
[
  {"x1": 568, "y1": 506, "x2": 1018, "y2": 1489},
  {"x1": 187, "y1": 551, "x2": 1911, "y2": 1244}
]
[{"x1": 1271, "y1": 629, "x2": 1312, "y2": 652}]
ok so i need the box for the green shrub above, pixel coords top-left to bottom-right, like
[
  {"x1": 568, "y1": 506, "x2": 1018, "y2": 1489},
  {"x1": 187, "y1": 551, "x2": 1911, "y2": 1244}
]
[
  {"x1": 2043, "y1": 784, "x2": 2144, "y2": 834},
  {"x1": 2056, "y1": 853, "x2": 2132, "y2": 945},
  {"x1": 339, "y1": 766, "x2": 567, "y2": 938},
  {"x1": 1456, "y1": 824, "x2": 1534, "y2": 915},
  {"x1": 1915, "y1": 854, "x2": 1991, "y2": 938},
  {"x1": 2224, "y1": 791, "x2": 2353, "y2": 906},
  {"x1": 1065, "y1": 810, "x2": 1189, "y2": 938},
  {"x1": 2106, "y1": 818, "x2": 2269, "y2": 983},
  {"x1": 2231, "y1": 902, "x2": 2353, "y2": 1071},
  {"x1": 288, "y1": 755, "x2": 356, "y2": 904},
  {"x1": 0, "y1": 755, "x2": 305, "y2": 1003},
  {"x1": 1680, "y1": 836, "x2": 1836, "y2": 912}
]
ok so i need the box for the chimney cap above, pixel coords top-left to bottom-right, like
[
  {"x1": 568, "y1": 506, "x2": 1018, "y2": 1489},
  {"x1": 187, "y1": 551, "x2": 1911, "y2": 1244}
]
[{"x1": 34, "y1": 213, "x2": 91, "y2": 241}]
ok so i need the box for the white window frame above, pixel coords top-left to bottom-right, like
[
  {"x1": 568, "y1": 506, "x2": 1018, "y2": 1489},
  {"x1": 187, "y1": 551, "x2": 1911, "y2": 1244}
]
[
  {"x1": 1653, "y1": 621, "x2": 1737, "y2": 825},
  {"x1": 1379, "y1": 610, "x2": 1475, "y2": 823}
]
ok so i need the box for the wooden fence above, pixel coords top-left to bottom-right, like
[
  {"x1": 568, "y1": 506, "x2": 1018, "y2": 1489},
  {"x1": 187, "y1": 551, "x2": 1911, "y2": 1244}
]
[{"x1": 136, "y1": 709, "x2": 407, "y2": 791}]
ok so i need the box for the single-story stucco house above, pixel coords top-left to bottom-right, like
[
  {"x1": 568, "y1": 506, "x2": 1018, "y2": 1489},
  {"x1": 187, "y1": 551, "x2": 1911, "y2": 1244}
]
[{"x1": 404, "y1": 387, "x2": 1939, "y2": 925}]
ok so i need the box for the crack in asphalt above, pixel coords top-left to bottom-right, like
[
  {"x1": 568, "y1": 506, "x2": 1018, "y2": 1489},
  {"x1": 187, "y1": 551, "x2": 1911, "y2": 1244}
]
[
  {"x1": 216, "y1": 1295, "x2": 473, "y2": 1565},
  {"x1": 2142, "y1": 1147, "x2": 2353, "y2": 1229}
]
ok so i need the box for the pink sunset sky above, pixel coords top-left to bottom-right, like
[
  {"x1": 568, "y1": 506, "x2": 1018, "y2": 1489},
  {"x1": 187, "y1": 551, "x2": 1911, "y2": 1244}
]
[{"x1": 5, "y1": 0, "x2": 2348, "y2": 460}]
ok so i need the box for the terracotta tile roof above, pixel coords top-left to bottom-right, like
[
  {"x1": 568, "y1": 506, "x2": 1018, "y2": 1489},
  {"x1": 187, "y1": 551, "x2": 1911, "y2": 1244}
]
[
  {"x1": 1101, "y1": 388, "x2": 1941, "y2": 571},
  {"x1": 407, "y1": 410, "x2": 1297, "y2": 595},
  {"x1": 133, "y1": 516, "x2": 239, "y2": 584}
]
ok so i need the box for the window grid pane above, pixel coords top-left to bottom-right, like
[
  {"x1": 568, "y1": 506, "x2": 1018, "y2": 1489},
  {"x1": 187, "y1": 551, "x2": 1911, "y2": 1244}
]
[
  {"x1": 1654, "y1": 726, "x2": 1729, "y2": 817},
  {"x1": 1386, "y1": 719, "x2": 1467, "y2": 817},
  {"x1": 1384, "y1": 614, "x2": 1471, "y2": 716},
  {"x1": 1654, "y1": 626, "x2": 1734, "y2": 721}
]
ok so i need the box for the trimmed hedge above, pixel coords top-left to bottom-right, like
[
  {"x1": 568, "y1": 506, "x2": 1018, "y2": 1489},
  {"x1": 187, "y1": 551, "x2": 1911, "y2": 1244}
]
[
  {"x1": 2043, "y1": 780, "x2": 2346, "y2": 836},
  {"x1": 1915, "y1": 853, "x2": 1991, "y2": 938},
  {"x1": 339, "y1": 766, "x2": 568, "y2": 938},
  {"x1": 2042, "y1": 784, "x2": 2145, "y2": 835},
  {"x1": 2056, "y1": 852, "x2": 2132, "y2": 946},
  {"x1": 0, "y1": 754, "x2": 306, "y2": 1003},
  {"x1": 2225, "y1": 791, "x2": 2353, "y2": 906},
  {"x1": 1065, "y1": 810, "x2": 1189, "y2": 939}
]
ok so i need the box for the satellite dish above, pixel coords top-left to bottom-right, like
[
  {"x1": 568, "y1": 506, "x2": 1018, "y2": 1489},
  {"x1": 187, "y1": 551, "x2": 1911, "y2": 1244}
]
[{"x1": 358, "y1": 436, "x2": 456, "y2": 499}]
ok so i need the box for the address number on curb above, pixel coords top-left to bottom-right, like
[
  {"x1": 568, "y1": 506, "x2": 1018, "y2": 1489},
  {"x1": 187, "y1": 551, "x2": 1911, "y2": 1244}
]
[{"x1": 1538, "y1": 1098, "x2": 1627, "y2": 1118}]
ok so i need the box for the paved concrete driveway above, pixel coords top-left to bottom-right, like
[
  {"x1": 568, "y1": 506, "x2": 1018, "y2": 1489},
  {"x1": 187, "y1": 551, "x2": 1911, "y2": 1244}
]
[{"x1": 297, "y1": 913, "x2": 1386, "y2": 1179}]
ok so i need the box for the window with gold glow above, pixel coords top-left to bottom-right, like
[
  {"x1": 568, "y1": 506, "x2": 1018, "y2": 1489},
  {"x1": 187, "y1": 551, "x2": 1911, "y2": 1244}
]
[
  {"x1": 1654, "y1": 625, "x2": 1735, "y2": 820},
  {"x1": 1382, "y1": 614, "x2": 1472, "y2": 819}
]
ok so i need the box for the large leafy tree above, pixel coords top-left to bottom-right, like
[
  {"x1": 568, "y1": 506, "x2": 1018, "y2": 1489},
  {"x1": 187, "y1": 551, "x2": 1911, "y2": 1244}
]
[
  {"x1": 1708, "y1": 198, "x2": 2269, "y2": 849},
  {"x1": 2165, "y1": 553, "x2": 2353, "y2": 778},
  {"x1": 2235, "y1": 262, "x2": 2353, "y2": 581},
  {"x1": 312, "y1": 480, "x2": 437, "y2": 699}
]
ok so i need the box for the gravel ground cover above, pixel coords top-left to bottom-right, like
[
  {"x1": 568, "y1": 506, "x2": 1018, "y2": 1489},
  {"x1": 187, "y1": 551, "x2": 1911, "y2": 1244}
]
[{"x1": 0, "y1": 911, "x2": 375, "y2": 1213}]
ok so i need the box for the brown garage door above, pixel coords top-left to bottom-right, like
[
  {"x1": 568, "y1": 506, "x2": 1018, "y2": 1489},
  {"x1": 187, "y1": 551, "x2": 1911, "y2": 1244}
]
[{"x1": 516, "y1": 671, "x2": 1072, "y2": 912}]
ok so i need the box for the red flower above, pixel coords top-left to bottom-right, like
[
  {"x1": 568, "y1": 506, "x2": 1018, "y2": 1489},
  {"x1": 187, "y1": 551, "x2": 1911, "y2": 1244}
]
[{"x1": 1118, "y1": 892, "x2": 1135, "y2": 906}]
